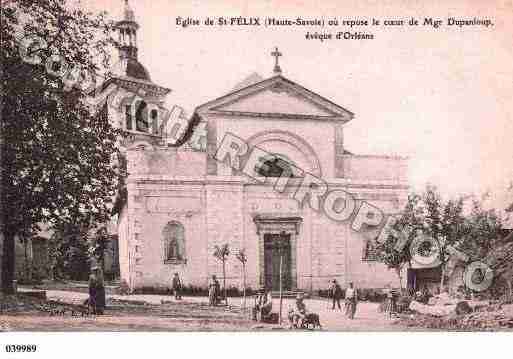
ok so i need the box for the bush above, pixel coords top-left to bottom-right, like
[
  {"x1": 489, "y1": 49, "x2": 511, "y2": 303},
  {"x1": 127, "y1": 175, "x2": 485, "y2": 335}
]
[
  {"x1": 115, "y1": 280, "x2": 130, "y2": 295},
  {"x1": 396, "y1": 295, "x2": 412, "y2": 312},
  {"x1": 131, "y1": 284, "x2": 255, "y2": 297}
]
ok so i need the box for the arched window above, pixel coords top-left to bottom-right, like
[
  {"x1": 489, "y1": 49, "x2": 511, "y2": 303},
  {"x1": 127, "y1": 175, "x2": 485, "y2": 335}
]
[
  {"x1": 256, "y1": 154, "x2": 299, "y2": 178},
  {"x1": 150, "y1": 109, "x2": 158, "y2": 134},
  {"x1": 125, "y1": 104, "x2": 132, "y2": 130},
  {"x1": 162, "y1": 221, "x2": 186, "y2": 263},
  {"x1": 135, "y1": 100, "x2": 149, "y2": 132}
]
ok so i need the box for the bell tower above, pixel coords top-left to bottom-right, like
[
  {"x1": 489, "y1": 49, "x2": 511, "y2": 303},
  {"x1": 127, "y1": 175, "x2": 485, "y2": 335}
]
[{"x1": 115, "y1": 0, "x2": 139, "y2": 60}]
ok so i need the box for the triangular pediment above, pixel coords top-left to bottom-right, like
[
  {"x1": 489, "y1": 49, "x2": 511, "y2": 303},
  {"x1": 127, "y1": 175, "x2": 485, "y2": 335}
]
[{"x1": 195, "y1": 75, "x2": 353, "y2": 122}]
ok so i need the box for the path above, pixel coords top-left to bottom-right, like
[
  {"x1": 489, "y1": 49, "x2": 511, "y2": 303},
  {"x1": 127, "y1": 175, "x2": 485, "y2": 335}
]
[{"x1": 13, "y1": 288, "x2": 400, "y2": 331}]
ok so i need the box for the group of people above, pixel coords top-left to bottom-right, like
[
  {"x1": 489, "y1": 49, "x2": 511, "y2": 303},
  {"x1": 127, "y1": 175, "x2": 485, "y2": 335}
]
[
  {"x1": 171, "y1": 273, "x2": 222, "y2": 306},
  {"x1": 253, "y1": 288, "x2": 273, "y2": 321},
  {"x1": 251, "y1": 280, "x2": 360, "y2": 325},
  {"x1": 289, "y1": 292, "x2": 308, "y2": 327},
  {"x1": 252, "y1": 288, "x2": 307, "y2": 326},
  {"x1": 329, "y1": 279, "x2": 358, "y2": 319},
  {"x1": 88, "y1": 269, "x2": 360, "y2": 323},
  {"x1": 382, "y1": 284, "x2": 431, "y2": 318}
]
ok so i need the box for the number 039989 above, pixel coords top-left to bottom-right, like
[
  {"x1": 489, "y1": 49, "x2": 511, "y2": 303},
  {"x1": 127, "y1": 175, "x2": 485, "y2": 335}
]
[{"x1": 5, "y1": 344, "x2": 37, "y2": 353}]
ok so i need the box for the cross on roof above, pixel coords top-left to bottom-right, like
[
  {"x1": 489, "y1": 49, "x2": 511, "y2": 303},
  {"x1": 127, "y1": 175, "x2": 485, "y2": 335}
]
[{"x1": 271, "y1": 47, "x2": 282, "y2": 74}]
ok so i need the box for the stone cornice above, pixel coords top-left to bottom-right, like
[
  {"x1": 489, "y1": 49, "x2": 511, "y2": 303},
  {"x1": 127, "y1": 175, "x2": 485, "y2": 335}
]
[
  {"x1": 126, "y1": 174, "x2": 409, "y2": 190},
  {"x1": 195, "y1": 75, "x2": 353, "y2": 123},
  {"x1": 207, "y1": 110, "x2": 345, "y2": 122},
  {"x1": 102, "y1": 76, "x2": 171, "y2": 97}
]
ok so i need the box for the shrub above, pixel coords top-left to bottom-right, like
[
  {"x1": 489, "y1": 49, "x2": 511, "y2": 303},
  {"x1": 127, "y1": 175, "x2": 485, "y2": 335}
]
[
  {"x1": 131, "y1": 284, "x2": 255, "y2": 297},
  {"x1": 116, "y1": 280, "x2": 130, "y2": 295}
]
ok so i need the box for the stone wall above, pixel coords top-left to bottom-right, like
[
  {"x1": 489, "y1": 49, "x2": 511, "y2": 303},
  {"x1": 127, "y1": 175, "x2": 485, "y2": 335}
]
[
  {"x1": 119, "y1": 118, "x2": 409, "y2": 292},
  {"x1": 342, "y1": 155, "x2": 408, "y2": 181},
  {"x1": 117, "y1": 204, "x2": 131, "y2": 287},
  {"x1": 206, "y1": 184, "x2": 244, "y2": 288},
  {"x1": 129, "y1": 183, "x2": 207, "y2": 289},
  {"x1": 213, "y1": 116, "x2": 334, "y2": 178}
]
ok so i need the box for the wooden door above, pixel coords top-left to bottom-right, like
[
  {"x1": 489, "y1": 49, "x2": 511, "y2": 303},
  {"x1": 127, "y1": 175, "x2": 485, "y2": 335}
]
[{"x1": 264, "y1": 233, "x2": 291, "y2": 291}]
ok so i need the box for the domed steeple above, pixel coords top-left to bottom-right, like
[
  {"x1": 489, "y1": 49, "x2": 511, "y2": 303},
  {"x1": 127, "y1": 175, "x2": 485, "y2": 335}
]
[
  {"x1": 123, "y1": 0, "x2": 135, "y2": 22},
  {"x1": 112, "y1": 0, "x2": 152, "y2": 82},
  {"x1": 115, "y1": 0, "x2": 140, "y2": 60}
]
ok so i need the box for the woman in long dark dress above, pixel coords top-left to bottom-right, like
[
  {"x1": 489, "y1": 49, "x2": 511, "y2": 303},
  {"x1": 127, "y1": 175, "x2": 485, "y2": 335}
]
[
  {"x1": 208, "y1": 275, "x2": 218, "y2": 306},
  {"x1": 95, "y1": 267, "x2": 106, "y2": 315},
  {"x1": 88, "y1": 269, "x2": 98, "y2": 315}
]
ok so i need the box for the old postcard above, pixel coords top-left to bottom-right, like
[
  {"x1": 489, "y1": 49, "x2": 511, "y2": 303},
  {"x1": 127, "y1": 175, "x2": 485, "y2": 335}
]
[{"x1": 1, "y1": 0, "x2": 512, "y2": 357}]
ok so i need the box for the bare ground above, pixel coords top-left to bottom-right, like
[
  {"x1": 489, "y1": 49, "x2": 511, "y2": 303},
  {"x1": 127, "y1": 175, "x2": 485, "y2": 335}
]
[{"x1": 0, "y1": 289, "x2": 402, "y2": 331}]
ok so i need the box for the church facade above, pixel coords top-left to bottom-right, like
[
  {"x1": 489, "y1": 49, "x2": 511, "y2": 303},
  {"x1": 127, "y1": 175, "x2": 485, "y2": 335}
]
[{"x1": 102, "y1": 2, "x2": 409, "y2": 293}]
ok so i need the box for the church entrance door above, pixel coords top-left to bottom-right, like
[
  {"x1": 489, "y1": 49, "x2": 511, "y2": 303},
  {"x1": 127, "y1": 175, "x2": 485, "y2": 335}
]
[{"x1": 263, "y1": 233, "x2": 292, "y2": 291}]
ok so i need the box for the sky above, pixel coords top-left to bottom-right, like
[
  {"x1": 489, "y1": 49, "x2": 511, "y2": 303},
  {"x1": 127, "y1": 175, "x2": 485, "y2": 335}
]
[{"x1": 83, "y1": 0, "x2": 513, "y2": 210}]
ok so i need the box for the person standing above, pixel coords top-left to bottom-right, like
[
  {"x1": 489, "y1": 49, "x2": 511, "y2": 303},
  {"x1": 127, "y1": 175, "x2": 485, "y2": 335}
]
[
  {"x1": 344, "y1": 282, "x2": 358, "y2": 319},
  {"x1": 208, "y1": 275, "x2": 219, "y2": 306},
  {"x1": 172, "y1": 272, "x2": 182, "y2": 300},
  {"x1": 95, "y1": 266, "x2": 106, "y2": 315},
  {"x1": 330, "y1": 279, "x2": 342, "y2": 310},
  {"x1": 214, "y1": 276, "x2": 221, "y2": 304},
  {"x1": 88, "y1": 267, "x2": 98, "y2": 315},
  {"x1": 253, "y1": 288, "x2": 273, "y2": 322}
]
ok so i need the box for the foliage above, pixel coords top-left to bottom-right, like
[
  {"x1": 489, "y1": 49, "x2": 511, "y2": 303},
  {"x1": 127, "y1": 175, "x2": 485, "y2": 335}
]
[
  {"x1": 213, "y1": 244, "x2": 230, "y2": 262},
  {"x1": 116, "y1": 279, "x2": 130, "y2": 295},
  {"x1": 133, "y1": 284, "x2": 256, "y2": 298},
  {"x1": 485, "y1": 240, "x2": 513, "y2": 299},
  {"x1": 235, "y1": 248, "x2": 247, "y2": 264},
  {"x1": 1, "y1": 0, "x2": 119, "y2": 293},
  {"x1": 47, "y1": 224, "x2": 91, "y2": 281},
  {"x1": 375, "y1": 193, "x2": 423, "y2": 286},
  {"x1": 458, "y1": 198, "x2": 504, "y2": 260},
  {"x1": 375, "y1": 185, "x2": 504, "y2": 292},
  {"x1": 421, "y1": 186, "x2": 467, "y2": 289}
]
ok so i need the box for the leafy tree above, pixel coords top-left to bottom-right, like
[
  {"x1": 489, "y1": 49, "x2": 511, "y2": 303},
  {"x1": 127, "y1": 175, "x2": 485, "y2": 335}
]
[
  {"x1": 1, "y1": 0, "x2": 118, "y2": 293},
  {"x1": 459, "y1": 197, "x2": 503, "y2": 260},
  {"x1": 485, "y1": 240, "x2": 513, "y2": 300},
  {"x1": 423, "y1": 187, "x2": 467, "y2": 291},
  {"x1": 48, "y1": 223, "x2": 91, "y2": 281},
  {"x1": 213, "y1": 244, "x2": 230, "y2": 305},
  {"x1": 376, "y1": 186, "x2": 504, "y2": 293},
  {"x1": 375, "y1": 193, "x2": 423, "y2": 288}
]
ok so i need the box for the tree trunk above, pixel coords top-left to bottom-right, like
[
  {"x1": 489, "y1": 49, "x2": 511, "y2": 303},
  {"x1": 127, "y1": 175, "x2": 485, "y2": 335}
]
[
  {"x1": 242, "y1": 263, "x2": 246, "y2": 309},
  {"x1": 222, "y1": 260, "x2": 227, "y2": 305},
  {"x1": 439, "y1": 264, "x2": 446, "y2": 293},
  {"x1": 1, "y1": 230, "x2": 16, "y2": 294},
  {"x1": 395, "y1": 267, "x2": 403, "y2": 290},
  {"x1": 23, "y1": 238, "x2": 28, "y2": 281},
  {"x1": 23, "y1": 236, "x2": 33, "y2": 282}
]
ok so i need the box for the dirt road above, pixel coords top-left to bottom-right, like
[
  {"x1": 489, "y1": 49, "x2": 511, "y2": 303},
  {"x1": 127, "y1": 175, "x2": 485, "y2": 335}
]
[{"x1": 1, "y1": 290, "x2": 400, "y2": 331}]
